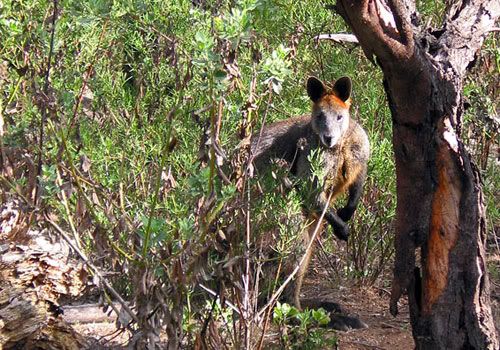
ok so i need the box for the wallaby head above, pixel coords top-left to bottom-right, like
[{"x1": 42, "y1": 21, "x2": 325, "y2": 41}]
[{"x1": 307, "y1": 76, "x2": 352, "y2": 149}]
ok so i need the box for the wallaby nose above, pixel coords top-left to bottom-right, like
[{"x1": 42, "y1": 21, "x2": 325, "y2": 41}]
[{"x1": 323, "y1": 136, "x2": 333, "y2": 148}]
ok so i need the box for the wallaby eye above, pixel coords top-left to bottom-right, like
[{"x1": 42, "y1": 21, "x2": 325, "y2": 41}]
[{"x1": 337, "y1": 114, "x2": 343, "y2": 121}]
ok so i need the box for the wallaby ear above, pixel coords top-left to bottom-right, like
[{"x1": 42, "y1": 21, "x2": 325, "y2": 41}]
[
  {"x1": 332, "y1": 76, "x2": 352, "y2": 102},
  {"x1": 307, "y1": 77, "x2": 326, "y2": 102}
]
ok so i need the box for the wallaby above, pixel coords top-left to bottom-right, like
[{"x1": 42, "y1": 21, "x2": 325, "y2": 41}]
[{"x1": 251, "y1": 76, "x2": 370, "y2": 329}]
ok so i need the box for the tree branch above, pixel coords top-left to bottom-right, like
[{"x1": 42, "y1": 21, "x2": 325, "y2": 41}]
[
  {"x1": 334, "y1": 0, "x2": 415, "y2": 65},
  {"x1": 313, "y1": 33, "x2": 359, "y2": 44}
]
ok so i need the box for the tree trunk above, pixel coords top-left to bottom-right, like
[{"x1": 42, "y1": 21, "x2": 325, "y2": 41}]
[{"x1": 335, "y1": 0, "x2": 499, "y2": 349}]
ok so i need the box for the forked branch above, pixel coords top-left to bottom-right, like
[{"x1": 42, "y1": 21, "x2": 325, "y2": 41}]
[{"x1": 334, "y1": 0, "x2": 415, "y2": 65}]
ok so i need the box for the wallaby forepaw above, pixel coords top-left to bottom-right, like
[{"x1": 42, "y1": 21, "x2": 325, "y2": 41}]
[
  {"x1": 333, "y1": 224, "x2": 349, "y2": 241},
  {"x1": 337, "y1": 207, "x2": 354, "y2": 222}
]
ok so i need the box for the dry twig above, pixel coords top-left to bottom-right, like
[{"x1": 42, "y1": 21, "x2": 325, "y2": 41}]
[{"x1": 45, "y1": 215, "x2": 139, "y2": 324}]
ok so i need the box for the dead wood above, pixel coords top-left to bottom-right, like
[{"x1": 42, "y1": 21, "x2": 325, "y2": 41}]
[{"x1": 0, "y1": 199, "x2": 88, "y2": 349}]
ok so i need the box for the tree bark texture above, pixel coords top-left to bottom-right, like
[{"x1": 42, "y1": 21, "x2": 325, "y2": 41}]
[
  {"x1": 0, "y1": 199, "x2": 88, "y2": 349},
  {"x1": 335, "y1": 0, "x2": 499, "y2": 349}
]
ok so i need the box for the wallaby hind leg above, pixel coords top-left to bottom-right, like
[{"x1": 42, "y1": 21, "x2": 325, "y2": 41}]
[
  {"x1": 282, "y1": 219, "x2": 369, "y2": 331},
  {"x1": 280, "y1": 216, "x2": 323, "y2": 310}
]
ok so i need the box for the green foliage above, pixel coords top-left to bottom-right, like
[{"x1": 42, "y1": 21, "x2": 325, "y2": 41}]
[
  {"x1": 261, "y1": 45, "x2": 293, "y2": 93},
  {"x1": 462, "y1": 39, "x2": 500, "y2": 236},
  {"x1": 415, "y1": 0, "x2": 447, "y2": 26},
  {"x1": 1, "y1": 0, "x2": 497, "y2": 347},
  {"x1": 273, "y1": 302, "x2": 338, "y2": 349},
  {"x1": 308, "y1": 147, "x2": 327, "y2": 184}
]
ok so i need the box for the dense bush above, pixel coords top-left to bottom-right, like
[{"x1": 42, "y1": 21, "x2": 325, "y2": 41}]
[{"x1": 0, "y1": 0, "x2": 497, "y2": 348}]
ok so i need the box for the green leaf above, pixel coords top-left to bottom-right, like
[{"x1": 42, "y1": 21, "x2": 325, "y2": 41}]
[{"x1": 312, "y1": 308, "x2": 331, "y2": 325}]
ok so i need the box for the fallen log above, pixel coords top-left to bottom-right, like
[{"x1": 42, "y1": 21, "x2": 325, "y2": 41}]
[{"x1": 0, "y1": 199, "x2": 88, "y2": 349}]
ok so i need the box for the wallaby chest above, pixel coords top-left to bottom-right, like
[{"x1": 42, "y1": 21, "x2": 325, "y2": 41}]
[{"x1": 293, "y1": 122, "x2": 362, "y2": 200}]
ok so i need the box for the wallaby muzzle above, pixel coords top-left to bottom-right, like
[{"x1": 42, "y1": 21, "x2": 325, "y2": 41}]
[{"x1": 320, "y1": 134, "x2": 339, "y2": 148}]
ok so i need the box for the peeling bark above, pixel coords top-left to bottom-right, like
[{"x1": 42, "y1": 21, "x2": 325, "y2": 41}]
[
  {"x1": 0, "y1": 200, "x2": 88, "y2": 349},
  {"x1": 334, "y1": 0, "x2": 500, "y2": 348},
  {"x1": 424, "y1": 136, "x2": 461, "y2": 314}
]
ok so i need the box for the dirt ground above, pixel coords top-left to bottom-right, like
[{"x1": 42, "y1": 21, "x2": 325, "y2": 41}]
[
  {"x1": 69, "y1": 253, "x2": 500, "y2": 349},
  {"x1": 69, "y1": 274, "x2": 413, "y2": 349},
  {"x1": 69, "y1": 285, "x2": 414, "y2": 349},
  {"x1": 301, "y1": 264, "x2": 414, "y2": 350}
]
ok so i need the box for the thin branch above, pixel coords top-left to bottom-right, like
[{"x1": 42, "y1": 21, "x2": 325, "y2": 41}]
[
  {"x1": 256, "y1": 191, "x2": 334, "y2": 320},
  {"x1": 199, "y1": 284, "x2": 241, "y2": 314},
  {"x1": 142, "y1": 103, "x2": 178, "y2": 258},
  {"x1": 246, "y1": 82, "x2": 274, "y2": 172},
  {"x1": 0, "y1": 175, "x2": 32, "y2": 205},
  {"x1": 243, "y1": 177, "x2": 254, "y2": 349},
  {"x1": 45, "y1": 215, "x2": 139, "y2": 324},
  {"x1": 55, "y1": 167, "x2": 82, "y2": 250},
  {"x1": 34, "y1": 0, "x2": 58, "y2": 204},
  {"x1": 313, "y1": 33, "x2": 359, "y2": 44},
  {"x1": 66, "y1": 19, "x2": 109, "y2": 132}
]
